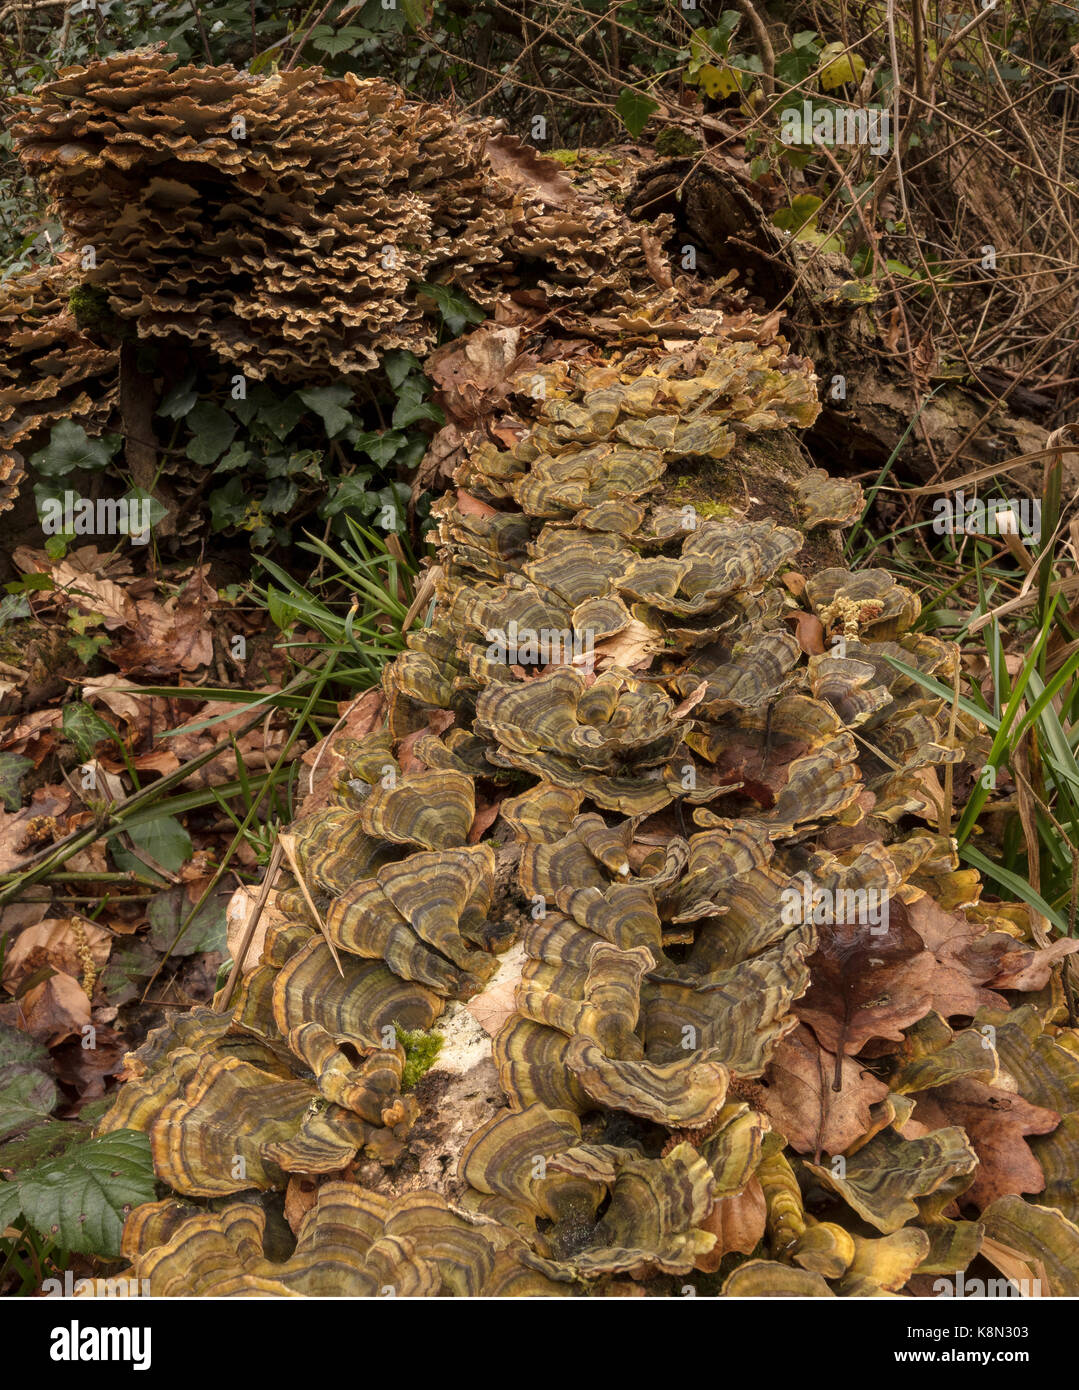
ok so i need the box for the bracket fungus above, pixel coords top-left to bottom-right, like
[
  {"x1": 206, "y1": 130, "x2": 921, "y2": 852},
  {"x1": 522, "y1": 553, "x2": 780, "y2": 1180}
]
[{"x1": 19, "y1": 55, "x2": 1074, "y2": 1298}]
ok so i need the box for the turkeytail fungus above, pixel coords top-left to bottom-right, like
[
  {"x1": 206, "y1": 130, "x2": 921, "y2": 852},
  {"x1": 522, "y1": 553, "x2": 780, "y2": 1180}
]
[{"x1": 7, "y1": 50, "x2": 1079, "y2": 1297}]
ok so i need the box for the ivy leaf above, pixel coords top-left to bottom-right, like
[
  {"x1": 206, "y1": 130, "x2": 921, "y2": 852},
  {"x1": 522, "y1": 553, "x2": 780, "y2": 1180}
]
[
  {"x1": 186, "y1": 401, "x2": 237, "y2": 466},
  {"x1": 372, "y1": 481, "x2": 410, "y2": 532},
  {"x1": 383, "y1": 349, "x2": 423, "y2": 389},
  {"x1": 391, "y1": 380, "x2": 443, "y2": 429},
  {"x1": 12, "y1": 1129, "x2": 157, "y2": 1257},
  {"x1": 213, "y1": 441, "x2": 252, "y2": 474},
  {"x1": 30, "y1": 420, "x2": 112, "y2": 478},
  {"x1": 62, "y1": 702, "x2": 120, "y2": 761},
  {"x1": 7, "y1": 573, "x2": 53, "y2": 592},
  {"x1": 147, "y1": 885, "x2": 229, "y2": 957},
  {"x1": 696, "y1": 63, "x2": 746, "y2": 98},
  {"x1": 118, "y1": 488, "x2": 168, "y2": 538},
  {"x1": 263, "y1": 477, "x2": 298, "y2": 515},
  {"x1": 0, "y1": 752, "x2": 33, "y2": 811},
  {"x1": 97, "y1": 938, "x2": 161, "y2": 1008},
  {"x1": 321, "y1": 472, "x2": 376, "y2": 518},
  {"x1": 772, "y1": 193, "x2": 823, "y2": 233},
  {"x1": 615, "y1": 87, "x2": 659, "y2": 138},
  {"x1": 298, "y1": 383, "x2": 354, "y2": 438},
  {"x1": 418, "y1": 283, "x2": 484, "y2": 336},
  {"x1": 361, "y1": 430, "x2": 406, "y2": 466},
  {"x1": 124, "y1": 815, "x2": 193, "y2": 873},
  {"x1": 209, "y1": 475, "x2": 247, "y2": 531},
  {"x1": 689, "y1": 15, "x2": 741, "y2": 63},
  {"x1": 776, "y1": 43, "x2": 820, "y2": 85},
  {"x1": 258, "y1": 390, "x2": 307, "y2": 441},
  {"x1": 0, "y1": 594, "x2": 34, "y2": 630},
  {"x1": 819, "y1": 41, "x2": 866, "y2": 90},
  {"x1": 834, "y1": 279, "x2": 881, "y2": 303},
  {"x1": 313, "y1": 32, "x2": 358, "y2": 55},
  {"x1": 156, "y1": 372, "x2": 198, "y2": 420},
  {"x1": 400, "y1": 0, "x2": 433, "y2": 29}
]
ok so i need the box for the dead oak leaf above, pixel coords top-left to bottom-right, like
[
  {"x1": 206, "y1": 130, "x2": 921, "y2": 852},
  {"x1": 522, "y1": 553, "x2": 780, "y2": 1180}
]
[
  {"x1": 427, "y1": 323, "x2": 526, "y2": 425},
  {"x1": 465, "y1": 941, "x2": 526, "y2": 1037},
  {"x1": 798, "y1": 895, "x2": 1014, "y2": 1072},
  {"x1": 109, "y1": 576, "x2": 214, "y2": 675},
  {"x1": 913, "y1": 1077, "x2": 1059, "y2": 1212},
  {"x1": 796, "y1": 896, "x2": 929, "y2": 1063},
  {"x1": 594, "y1": 619, "x2": 662, "y2": 672},
  {"x1": 986, "y1": 937, "x2": 1079, "y2": 992},
  {"x1": 763, "y1": 1023, "x2": 889, "y2": 1154},
  {"x1": 0, "y1": 786, "x2": 73, "y2": 873},
  {"x1": 484, "y1": 133, "x2": 579, "y2": 209},
  {"x1": 82, "y1": 674, "x2": 156, "y2": 735},
  {"x1": 18, "y1": 971, "x2": 91, "y2": 1045}
]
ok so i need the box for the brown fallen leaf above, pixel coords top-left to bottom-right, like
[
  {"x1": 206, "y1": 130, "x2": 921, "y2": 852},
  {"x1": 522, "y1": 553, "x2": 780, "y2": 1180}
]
[
  {"x1": 0, "y1": 786, "x2": 73, "y2": 873},
  {"x1": 694, "y1": 1178, "x2": 767, "y2": 1271},
  {"x1": 397, "y1": 708, "x2": 456, "y2": 776},
  {"x1": 2, "y1": 917, "x2": 112, "y2": 994},
  {"x1": 787, "y1": 609, "x2": 827, "y2": 655},
  {"x1": 108, "y1": 567, "x2": 215, "y2": 675},
  {"x1": 301, "y1": 687, "x2": 385, "y2": 787},
  {"x1": 979, "y1": 1233, "x2": 1048, "y2": 1296},
  {"x1": 905, "y1": 895, "x2": 1014, "y2": 1015},
  {"x1": 456, "y1": 489, "x2": 499, "y2": 519},
  {"x1": 18, "y1": 971, "x2": 91, "y2": 1045},
  {"x1": 0, "y1": 708, "x2": 62, "y2": 761},
  {"x1": 0, "y1": 901, "x2": 49, "y2": 937},
  {"x1": 639, "y1": 226, "x2": 673, "y2": 290},
  {"x1": 51, "y1": 1023, "x2": 127, "y2": 1102},
  {"x1": 484, "y1": 133, "x2": 579, "y2": 208},
  {"x1": 64, "y1": 840, "x2": 110, "y2": 876},
  {"x1": 796, "y1": 895, "x2": 929, "y2": 1071},
  {"x1": 782, "y1": 571, "x2": 808, "y2": 600},
  {"x1": 468, "y1": 796, "x2": 502, "y2": 844},
  {"x1": 464, "y1": 941, "x2": 526, "y2": 1037},
  {"x1": 82, "y1": 674, "x2": 157, "y2": 733},
  {"x1": 593, "y1": 619, "x2": 663, "y2": 672},
  {"x1": 51, "y1": 559, "x2": 134, "y2": 630},
  {"x1": 129, "y1": 748, "x2": 181, "y2": 775},
  {"x1": 284, "y1": 1176, "x2": 320, "y2": 1236},
  {"x1": 426, "y1": 322, "x2": 526, "y2": 425},
  {"x1": 764, "y1": 1023, "x2": 890, "y2": 1154},
  {"x1": 225, "y1": 884, "x2": 286, "y2": 975},
  {"x1": 987, "y1": 937, "x2": 1079, "y2": 992},
  {"x1": 913, "y1": 1078, "x2": 1059, "y2": 1211}
]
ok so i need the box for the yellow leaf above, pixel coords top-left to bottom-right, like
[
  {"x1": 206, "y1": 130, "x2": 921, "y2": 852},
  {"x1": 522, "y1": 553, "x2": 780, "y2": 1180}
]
[
  {"x1": 818, "y1": 42, "x2": 866, "y2": 91},
  {"x1": 697, "y1": 63, "x2": 742, "y2": 99}
]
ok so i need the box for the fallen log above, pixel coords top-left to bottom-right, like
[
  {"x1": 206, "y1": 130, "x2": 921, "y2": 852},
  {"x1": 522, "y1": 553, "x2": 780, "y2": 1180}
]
[
  {"x1": 626, "y1": 156, "x2": 1061, "y2": 490},
  {"x1": 6, "y1": 53, "x2": 1079, "y2": 1298}
]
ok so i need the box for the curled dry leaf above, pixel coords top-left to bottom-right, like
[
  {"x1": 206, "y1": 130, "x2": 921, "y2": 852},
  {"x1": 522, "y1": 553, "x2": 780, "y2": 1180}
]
[
  {"x1": 19, "y1": 971, "x2": 92, "y2": 1045},
  {"x1": 2, "y1": 917, "x2": 112, "y2": 994}
]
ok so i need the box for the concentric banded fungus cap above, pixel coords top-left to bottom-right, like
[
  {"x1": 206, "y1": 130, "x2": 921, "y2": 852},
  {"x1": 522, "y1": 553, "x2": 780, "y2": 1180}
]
[{"x1": 475, "y1": 667, "x2": 686, "y2": 813}]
